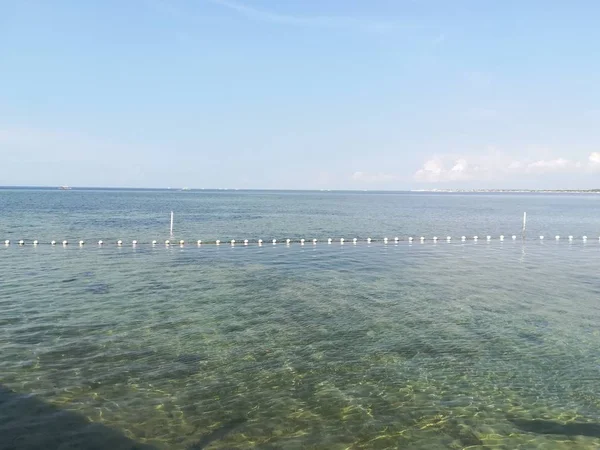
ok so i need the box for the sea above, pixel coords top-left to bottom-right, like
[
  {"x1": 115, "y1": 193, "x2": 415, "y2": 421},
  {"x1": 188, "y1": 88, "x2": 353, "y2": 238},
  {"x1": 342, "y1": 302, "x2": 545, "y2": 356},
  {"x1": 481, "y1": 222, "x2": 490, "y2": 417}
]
[{"x1": 1, "y1": 188, "x2": 600, "y2": 449}]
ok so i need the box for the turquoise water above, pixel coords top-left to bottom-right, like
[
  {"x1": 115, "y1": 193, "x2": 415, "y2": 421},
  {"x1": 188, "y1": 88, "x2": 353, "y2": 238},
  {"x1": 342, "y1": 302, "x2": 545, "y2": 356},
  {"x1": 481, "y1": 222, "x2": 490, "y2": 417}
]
[{"x1": 2, "y1": 190, "x2": 600, "y2": 449}]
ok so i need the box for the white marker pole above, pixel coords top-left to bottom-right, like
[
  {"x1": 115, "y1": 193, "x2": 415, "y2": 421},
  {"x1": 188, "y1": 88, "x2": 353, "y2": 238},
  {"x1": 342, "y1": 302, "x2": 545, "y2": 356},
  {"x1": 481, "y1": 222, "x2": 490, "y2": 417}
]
[
  {"x1": 170, "y1": 211, "x2": 174, "y2": 237},
  {"x1": 522, "y1": 212, "x2": 527, "y2": 240}
]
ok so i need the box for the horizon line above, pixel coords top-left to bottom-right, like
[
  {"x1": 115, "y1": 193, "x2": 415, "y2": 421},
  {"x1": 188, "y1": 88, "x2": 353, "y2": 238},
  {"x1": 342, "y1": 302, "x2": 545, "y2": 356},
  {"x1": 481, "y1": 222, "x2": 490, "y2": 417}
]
[{"x1": 1, "y1": 186, "x2": 599, "y2": 193}]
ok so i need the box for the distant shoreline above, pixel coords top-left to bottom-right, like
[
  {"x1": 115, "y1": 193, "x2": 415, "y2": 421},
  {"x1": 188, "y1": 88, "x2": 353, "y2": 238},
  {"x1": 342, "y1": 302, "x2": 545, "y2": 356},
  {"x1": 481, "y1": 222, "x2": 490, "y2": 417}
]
[
  {"x1": 0, "y1": 186, "x2": 599, "y2": 194},
  {"x1": 410, "y1": 189, "x2": 600, "y2": 194}
]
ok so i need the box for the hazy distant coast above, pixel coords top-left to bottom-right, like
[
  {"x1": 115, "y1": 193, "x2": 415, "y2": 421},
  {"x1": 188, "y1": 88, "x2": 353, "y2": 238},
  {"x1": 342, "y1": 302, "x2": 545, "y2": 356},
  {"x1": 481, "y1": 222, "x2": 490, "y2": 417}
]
[{"x1": 411, "y1": 189, "x2": 600, "y2": 194}]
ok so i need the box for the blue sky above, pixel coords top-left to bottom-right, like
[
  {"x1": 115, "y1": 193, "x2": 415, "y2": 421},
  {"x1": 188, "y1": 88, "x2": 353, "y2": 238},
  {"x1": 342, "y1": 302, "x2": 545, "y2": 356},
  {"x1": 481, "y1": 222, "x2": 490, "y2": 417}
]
[{"x1": 1, "y1": 0, "x2": 599, "y2": 189}]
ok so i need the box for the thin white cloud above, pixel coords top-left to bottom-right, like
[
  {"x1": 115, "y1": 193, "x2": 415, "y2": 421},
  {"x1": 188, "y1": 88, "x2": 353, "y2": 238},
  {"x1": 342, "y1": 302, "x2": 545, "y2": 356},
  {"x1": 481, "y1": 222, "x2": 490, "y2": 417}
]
[
  {"x1": 526, "y1": 158, "x2": 581, "y2": 173},
  {"x1": 414, "y1": 151, "x2": 600, "y2": 183},
  {"x1": 208, "y1": 0, "x2": 404, "y2": 33}
]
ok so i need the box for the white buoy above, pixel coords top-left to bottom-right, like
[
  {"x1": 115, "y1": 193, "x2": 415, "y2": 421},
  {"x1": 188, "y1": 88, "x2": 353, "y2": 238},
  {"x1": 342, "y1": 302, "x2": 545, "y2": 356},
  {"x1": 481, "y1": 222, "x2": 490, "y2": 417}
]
[
  {"x1": 198, "y1": 240, "x2": 202, "y2": 246},
  {"x1": 4, "y1": 240, "x2": 9, "y2": 246},
  {"x1": 19, "y1": 240, "x2": 24, "y2": 246},
  {"x1": 340, "y1": 238, "x2": 345, "y2": 244},
  {"x1": 568, "y1": 235, "x2": 573, "y2": 241},
  {"x1": 99, "y1": 240, "x2": 104, "y2": 245},
  {"x1": 555, "y1": 236, "x2": 560, "y2": 240},
  {"x1": 257, "y1": 239, "x2": 262, "y2": 245},
  {"x1": 165, "y1": 240, "x2": 170, "y2": 246},
  {"x1": 433, "y1": 236, "x2": 438, "y2": 241},
  {"x1": 216, "y1": 239, "x2": 221, "y2": 245},
  {"x1": 447, "y1": 236, "x2": 451, "y2": 241},
  {"x1": 328, "y1": 238, "x2": 332, "y2": 244},
  {"x1": 420, "y1": 236, "x2": 425, "y2": 242},
  {"x1": 79, "y1": 240, "x2": 84, "y2": 246},
  {"x1": 539, "y1": 236, "x2": 544, "y2": 240},
  {"x1": 152, "y1": 240, "x2": 157, "y2": 246},
  {"x1": 512, "y1": 235, "x2": 517, "y2": 240},
  {"x1": 132, "y1": 240, "x2": 137, "y2": 246},
  {"x1": 486, "y1": 236, "x2": 491, "y2": 241},
  {"x1": 117, "y1": 240, "x2": 123, "y2": 246},
  {"x1": 62, "y1": 240, "x2": 68, "y2": 246},
  {"x1": 33, "y1": 240, "x2": 38, "y2": 246},
  {"x1": 353, "y1": 238, "x2": 357, "y2": 244},
  {"x1": 408, "y1": 237, "x2": 413, "y2": 242},
  {"x1": 394, "y1": 237, "x2": 399, "y2": 243},
  {"x1": 244, "y1": 240, "x2": 248, "y2": 246},
  {"x1": 583, "y1": 236, "x2": 587, "y2": 241},
  {"x1": 285, "y1": 238, "x2": 290, "y2": 245},
  {"x1": 272, "y1": 239, "x2": 276, "y2": 245},
  {"x1": 51, "y1": 240, "x2": 56, "y2": 246},
  {"x1": 367, "y1": 238, "x2": 372, "y2": 243},
  {"x1": 473, "y1": 236, "x2": 478, "y2": 241},
  {"x1": 313, "y1": 239, "x2": 317, "y2": 244},
  {"x1": 500, "y1": 235, "x2": 504, "y2": 241},
  {"x1": 384, "y1": 237, "x2": 388, "y2": 244},
  {"x1": 461, "y1": 236, "x2": 466, "y2": 241},
  {"x1": 231, "y1": 239, "x2": 236, "y2": 245},
  {"x1": 300, "y1": 238, "x2": 305, "y2": 245}
]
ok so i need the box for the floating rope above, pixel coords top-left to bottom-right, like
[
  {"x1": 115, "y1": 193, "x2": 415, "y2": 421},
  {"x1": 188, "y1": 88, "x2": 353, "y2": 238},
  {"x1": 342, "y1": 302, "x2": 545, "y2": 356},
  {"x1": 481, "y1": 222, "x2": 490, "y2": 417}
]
[{"x1": 3, "y1": 236, "x2": 599, "y2": 247}]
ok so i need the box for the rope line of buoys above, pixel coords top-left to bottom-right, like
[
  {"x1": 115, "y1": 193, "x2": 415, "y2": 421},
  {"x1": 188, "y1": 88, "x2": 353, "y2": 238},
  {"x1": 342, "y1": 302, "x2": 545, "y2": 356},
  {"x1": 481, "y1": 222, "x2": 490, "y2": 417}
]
[{"x1": 3, "y1": 235, "x2": 600, "y2": 247}]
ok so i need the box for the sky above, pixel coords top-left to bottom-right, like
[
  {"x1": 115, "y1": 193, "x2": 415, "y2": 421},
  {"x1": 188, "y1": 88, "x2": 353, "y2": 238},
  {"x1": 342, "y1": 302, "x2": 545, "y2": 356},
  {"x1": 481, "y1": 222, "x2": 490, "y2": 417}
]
[{"x1": 1, "y1": 0, "x2": 599, "y2": 189}]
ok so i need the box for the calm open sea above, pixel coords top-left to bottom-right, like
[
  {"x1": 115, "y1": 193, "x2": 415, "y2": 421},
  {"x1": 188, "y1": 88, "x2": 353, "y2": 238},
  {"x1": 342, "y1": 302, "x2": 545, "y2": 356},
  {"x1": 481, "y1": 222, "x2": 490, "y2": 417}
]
[{"x1": 1, "y1": 189, "x2": 600, "y2": 449}]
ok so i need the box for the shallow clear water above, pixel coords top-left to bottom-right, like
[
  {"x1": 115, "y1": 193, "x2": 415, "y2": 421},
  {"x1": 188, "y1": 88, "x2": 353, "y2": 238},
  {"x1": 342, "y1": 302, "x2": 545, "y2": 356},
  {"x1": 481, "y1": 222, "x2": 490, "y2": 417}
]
[{"x1": 1, "y1": 190, "x2": 600, "y2": 449}]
